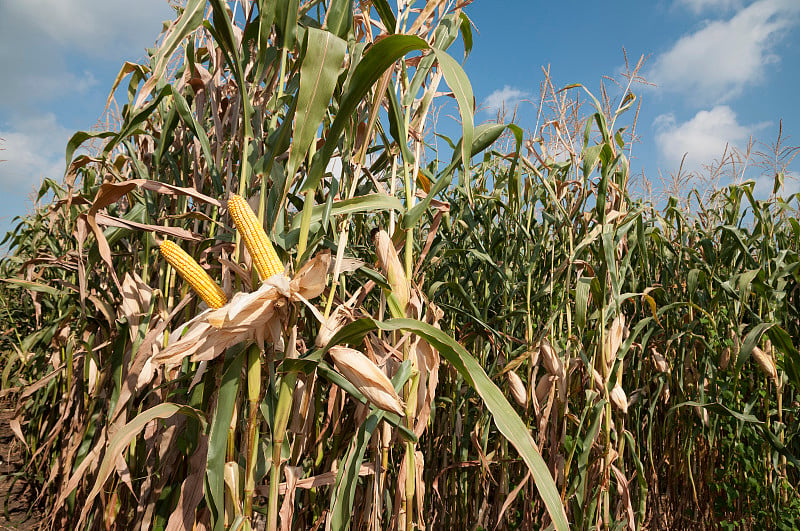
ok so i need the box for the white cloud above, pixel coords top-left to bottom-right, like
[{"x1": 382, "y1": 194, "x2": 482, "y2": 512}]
[
  {"x1": 675, "y1": 0, "x2": 742, "y2": 14},
  {"x1": 0, "y1": 0, "x2": 173, "y2": 106},
  {"x1": 751, "y1": 170, "x2": 800, "y2": 198},
  {"x1": 654, "y1": 105, "x2": 769, "y2": 170},
  {"x1": 3, "y1": 0, "x2": 174, "y2": 57},
  {"x1": 482, "y1": 86, "x2": 531, "y2": 114},
  {"x1": 0, "y1": 114, "x2": 71, "y2": 193},
  {"x1": 649, "y1": 0, "x2": 800, "y2": 103}
]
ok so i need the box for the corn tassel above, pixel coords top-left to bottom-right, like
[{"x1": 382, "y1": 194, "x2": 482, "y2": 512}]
[
  {"x1": 228, "y1": 194, "x2": 284, "y2": 281},
  {"x1": 160, "y1": 240, "x2": 227, "y2": 309}
]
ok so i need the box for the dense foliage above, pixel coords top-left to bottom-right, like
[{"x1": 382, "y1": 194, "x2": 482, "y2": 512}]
[{"x1": 0, "y1": 1, "x2": 798, "y2": 529}]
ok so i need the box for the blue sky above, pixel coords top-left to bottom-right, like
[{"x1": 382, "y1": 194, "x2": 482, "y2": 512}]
[
  {"x1": 1, "y1": 0, "x2": 798, "y2": 238},
  {"x1": 464, "y1": 0, "x2": 800, "y2": 202}
]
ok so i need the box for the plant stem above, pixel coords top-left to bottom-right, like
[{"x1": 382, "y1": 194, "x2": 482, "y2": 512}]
[
  {"x1": 267, "y1": 326, "x2": 297, "y2": 531},
  {"x1": 244, "y1": 344, "x2": 262, "y2": 521}
]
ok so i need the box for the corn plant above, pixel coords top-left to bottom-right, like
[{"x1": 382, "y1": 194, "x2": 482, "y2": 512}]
[
  {"x1": 1, "y1": 1, "x2": 799, "y2": 530},
  {"x1": 0, "y1": 1, "x2": 567, "y2": 529}
]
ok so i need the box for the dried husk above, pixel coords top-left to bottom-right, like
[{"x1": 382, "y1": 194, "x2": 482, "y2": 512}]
[
  {"x1": 155, "y1": 251, "x2": 330, "y2": 367},
  {"x1": 506, "y1": 370, "x2": 528, "y2": 408},
  {"x1": 289, "y1": 374, "x2": 316, "y2": 435},
  {"x1": 650, "y1": 347, "x2": 669, "y2": 373},
  {"x1": 609, "y1": 384, "x2": 629, "y2": 414},
  {"x1": 328, "y1": 345, "x2": 405, "y2": 416},
  {"x1": 540, "y1": 340, "x2": 564, "y2": 380},
  {"x1": 729, "y1": 329, "x2": 740, "y2": 368},
  {"x1": 315, "y1": 303, "x2": 350, "y2": 348},
  {"x1": 751, "y1": 344, "x2": 778, "y2": 385},
  {"x1": 591, "y1": 367, "x2": 605, "y2": 389},
  {"x1": 694, "y1": 405, "x2": 709, "y2": 427},
  {"x1": 373, "y1": 229, "x2": 410, "y2": 314},
  {"x1": 535, "y1": 375, "x2": 555, "y2": 405},
  {"x1": 290, "y1": 249, "x2": 331, "y2": 300},
  {"x1": 605, "y1": 315, "x2": 625, "y2": 371},
  {"x1": 719, "y1": 347, "x2": 731, "y2": 370}
]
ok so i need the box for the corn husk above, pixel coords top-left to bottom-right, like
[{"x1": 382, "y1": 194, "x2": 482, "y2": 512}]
[
  {"x1": 506, "y1": 370, "x2": 528, "y2": 408},
  {"x1": 328, "y1": 345, "x2": 405, "y2": 416},
  {"x1": 751, "y1": 345, "x2": 778, "y2": 384},
  {"x1": 155, "y1": 251, "x2": 330, "y2": 367},
  {"x1": 535, "y1": 375, "x2": 555, "y2": 405},
  {"x1": 605, "y1": 315, "x2": 625, "y2": 371},
  {"x1": 609, "y1": 384, "x2": 629, "y2": 414},
  {"x1": 650, "y1": 347, "x2": 669, "y2": 373},
  {"x1": 719, "y1": 347, "x2": 731, "y2": 370},
  {"x1": 729, "y1": 329, "x2": 740, "y2": 368},
  {"x1": 290, "y1": 249, "x2": 330, "y2": 300},
  {"x1": 373, "y1": 229, "x2": 410, "y2": 315},
  {"x1": 540, "y1": 340, "x2": 564, "y2": 380},
  {"x1": 289, "y1": 375, "x2": 316, "y2": 435},
  {"x1": 591, "y1": 367, "x2": 605, "y2": 389},
  {"x1": 315, "y1": 303, "x2": 351, "y2": 348}
]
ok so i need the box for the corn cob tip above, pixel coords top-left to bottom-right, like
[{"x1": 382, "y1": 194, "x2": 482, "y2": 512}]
[
  {"x1": 160, "y1": 240, "x2": 227, "y2": 309},
  {"x1": 228, "y1": 194, "x2": 284, "y2": 281}
]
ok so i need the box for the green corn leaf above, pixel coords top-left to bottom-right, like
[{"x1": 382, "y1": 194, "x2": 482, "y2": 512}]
[
  {"x1": 287, "y1": 28, "x2": 347, "y2": 185},
  {"x1": 206, "y1": 349, "x2": 244, "y2": 530},
  {"x1": 325, "y1": 317, "x2": 569, "y2": 531}
]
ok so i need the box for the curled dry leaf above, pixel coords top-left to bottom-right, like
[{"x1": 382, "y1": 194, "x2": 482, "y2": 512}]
[
  {"x1": 328, "y1": 345, "x2": 405, "y2": 416},
  {"x1": 506, "y1": 370, "x2": 528, "y2": 408},
  {"x1": 155, "y1": 252, "x2": 330, "y2": 367},
  {"x1": 119, "y1": 272, "x2": 154, "y2": 341},
  {"x1": 410, "y1": 295, "x2": 442, "y2": 437},
  {"x1": 315, "y1": 301, "x2": 353, "y2": 348}
]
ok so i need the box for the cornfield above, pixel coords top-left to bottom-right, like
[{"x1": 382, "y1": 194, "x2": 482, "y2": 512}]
[{"x1": 0, "y1": 1, "x2": 798, "y2": 529}]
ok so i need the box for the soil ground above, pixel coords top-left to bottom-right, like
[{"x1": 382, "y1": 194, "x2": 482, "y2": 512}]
[{"x1": 0, "y1": 406, "x2": 43, "y2": 530}]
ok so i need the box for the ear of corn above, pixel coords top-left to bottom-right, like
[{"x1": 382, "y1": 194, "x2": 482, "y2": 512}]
[
  {"x1": 373, "y1": 229, "x2": 410, "y2": 315},
  {"x1": 228, "y1": 194, "x2": 284, "y2": 281},
  {"x1": 752, "y1": 345, "x2": 778, "y2": 385},
  {"x1": 160, "y1": 240, "x2": 227, "y2": 309},
  {"x1": 506, "y1": 370, "x2": 528, "y2": 408},
  {"x1": 328, "y1": 345, "x2": 406, "y2": 416}
]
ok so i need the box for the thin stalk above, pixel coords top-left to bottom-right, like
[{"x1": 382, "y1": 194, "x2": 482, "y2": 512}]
[
  {"x1": 243, "y1": 344, "x2": 262, "y2": 521},
  {"x1": 267, "y1": 325, "x2": 298, "y2": 531}
]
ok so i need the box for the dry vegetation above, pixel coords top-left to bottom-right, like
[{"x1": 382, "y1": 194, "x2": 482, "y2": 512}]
[{"x1": 0, "y1": 1, "x2": 798, "y2": 529}]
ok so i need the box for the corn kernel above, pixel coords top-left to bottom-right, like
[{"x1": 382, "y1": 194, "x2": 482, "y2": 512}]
[{"x1": 160, "y1": 240, "x2": 227, "y2": 309}]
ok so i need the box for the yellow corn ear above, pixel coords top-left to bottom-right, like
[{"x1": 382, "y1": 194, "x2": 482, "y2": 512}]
[
  {"x1": 160, "y1": 240, "x2": 227, "y2": 309},
  {"x1": 228, "y1": 194, "x2": 284, "y2": 281}
]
